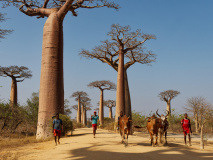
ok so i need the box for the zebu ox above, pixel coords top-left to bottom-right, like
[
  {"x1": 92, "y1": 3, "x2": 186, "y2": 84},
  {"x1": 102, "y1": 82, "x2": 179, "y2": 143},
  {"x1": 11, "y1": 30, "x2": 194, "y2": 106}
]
[
  {"x1": 156, "y1": 109, "x2": 169, "y2": 145},
  {"x1": 147, "y1": 114, "x2": 161, "y2": 146},
  {"x1": 119, "y1": 115, "x2": 131, "y2": 145}
]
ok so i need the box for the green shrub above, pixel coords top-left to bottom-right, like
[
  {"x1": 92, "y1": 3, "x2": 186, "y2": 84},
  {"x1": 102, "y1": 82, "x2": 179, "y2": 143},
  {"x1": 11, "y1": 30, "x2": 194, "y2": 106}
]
[{"x1": 59, "y1": 114, "x2": 73, "y2": 136}]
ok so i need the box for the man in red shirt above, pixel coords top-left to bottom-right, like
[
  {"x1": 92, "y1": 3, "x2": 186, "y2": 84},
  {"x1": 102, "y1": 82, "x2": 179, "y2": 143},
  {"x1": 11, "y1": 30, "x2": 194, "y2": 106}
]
[{"x1": 181, "y1": 113, "x2": 192, "y2": 146}]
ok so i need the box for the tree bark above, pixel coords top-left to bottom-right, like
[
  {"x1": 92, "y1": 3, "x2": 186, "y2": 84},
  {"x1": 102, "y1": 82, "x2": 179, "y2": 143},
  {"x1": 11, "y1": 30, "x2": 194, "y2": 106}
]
[
  {"x1": 167, "y1": 101, "x2": 171, "y2": 115},
  {"x1": 81, "y1": 104, "x2": 84, "y2": 124},
  {"x1": 10, "y1": 78, "x2": 17, "y2": 107},
  {"x1": 200, "y1": 124, "x2": 204, "y2": 149},
  {"x1": 124, "y1": 69, "x2": 133, "y2": 134},
  {"x1": 36, "y1": 12, "x2": 64, "y2": 139},
  {"x1": 99, "y1": 89, "x2": 104, "y2": 125},
  {"x1": 115, "y1": 48, "x2": 125, "y2": 124},
  {"x1": 82, "y1": 106, "x2": 86, "y2": 126},
  {"x1": 124, "y1": 70, "x2": 131, "y2": 118},
  {"x1": 77, "y1": 96, "x2": 81, "y2": 123},
  {"x1": 109, "y1": 107, "x2": 112, "y2": 119}
]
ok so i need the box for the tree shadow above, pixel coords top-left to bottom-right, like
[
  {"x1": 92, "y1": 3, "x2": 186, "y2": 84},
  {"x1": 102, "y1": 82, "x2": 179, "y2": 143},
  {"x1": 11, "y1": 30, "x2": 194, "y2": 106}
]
[
  {"x1": 67, "y1": 133, "x2": 91, "y2": 137},
  {"x1": 65, "y1": 142, "x2": 213, "y2": 160}
]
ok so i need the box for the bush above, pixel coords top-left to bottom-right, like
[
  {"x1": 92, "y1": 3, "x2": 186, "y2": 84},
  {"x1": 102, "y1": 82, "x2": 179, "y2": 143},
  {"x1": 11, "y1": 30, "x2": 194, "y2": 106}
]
[
  {"x1": 72, "y1": 120, "x2": 84, "y2": 129},
  {"x1": 168, "y1": 109, "x2": 189, "y2": 133},
  {"x1": 59, "y1": 114, "x2": 73, "y2": 136},
  {"x1": 132, "y1": 111, "x2": 147, "y2": 132},
  {"x1": 0, "y1": 102, "x2": 29, "y2": 135}
]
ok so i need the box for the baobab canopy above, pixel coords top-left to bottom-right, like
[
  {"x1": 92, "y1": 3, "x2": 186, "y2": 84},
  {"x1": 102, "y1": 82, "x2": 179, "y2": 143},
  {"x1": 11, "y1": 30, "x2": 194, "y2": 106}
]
[{"x1": 1, "y1": 0, "x2": 119, "y2": 18}]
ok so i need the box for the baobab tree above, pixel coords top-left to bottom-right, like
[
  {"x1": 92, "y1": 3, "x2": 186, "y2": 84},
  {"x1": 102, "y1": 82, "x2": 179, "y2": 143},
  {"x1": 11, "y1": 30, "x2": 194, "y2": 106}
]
[
  {"x1": 88, "y1": 80, "x2": 116, "y2": 125},
  {"x1": 79, "y1": 96, "x2": 91, "y2": 126},
  {"x1": 0, "y1": 66, "x2": 32, "y2": 106},
  {"x1": 1, "y1": 0, "x2": 119, "y2": 139},
  {"x1": 0, "y1": 12, "x2": 13, "y2": 40},
  {"x1": 71, "y1": 91, "x2": 88, "y2": 123},
  {"x1": 103, "y1": 100, "x2": 116, "y2": 119},
  {"x1": 80, "y1": 24, "x2": 156, "y2": 124},
  {"x1": 185, "y1": 97, "x2": 206, "y2": 134},
  {"x1": 158, "y1": 90, "x2": 180, "y2": 116}
]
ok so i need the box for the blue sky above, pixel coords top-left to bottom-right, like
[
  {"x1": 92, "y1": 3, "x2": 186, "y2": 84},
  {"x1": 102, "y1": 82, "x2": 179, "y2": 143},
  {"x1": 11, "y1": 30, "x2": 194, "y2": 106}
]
[{"x1": 0, "y1": 0, "x2": 213, "y2": 118}]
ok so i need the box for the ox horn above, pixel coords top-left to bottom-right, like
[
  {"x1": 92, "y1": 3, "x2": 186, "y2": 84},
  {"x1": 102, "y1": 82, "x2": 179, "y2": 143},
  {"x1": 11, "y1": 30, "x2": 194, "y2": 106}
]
[
  {"x1": 156, "y1": 109, "x2": 161, "y2": 117},
  {"x1": 165, "y1": 110, "x2": 169, "y2": 118}
]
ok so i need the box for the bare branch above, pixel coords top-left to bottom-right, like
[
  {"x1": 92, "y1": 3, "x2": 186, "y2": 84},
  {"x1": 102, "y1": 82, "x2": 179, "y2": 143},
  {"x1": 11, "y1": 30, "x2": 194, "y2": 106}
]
[
  {"x1": 0, "y1": 12, "x2": 13, "y2": 40},
  {"x1": 72, "y1": 105, "x2": 78, "y2": 110},
  {"x1": 80, "y1": 24, "x2": 156, "y2": 72}
]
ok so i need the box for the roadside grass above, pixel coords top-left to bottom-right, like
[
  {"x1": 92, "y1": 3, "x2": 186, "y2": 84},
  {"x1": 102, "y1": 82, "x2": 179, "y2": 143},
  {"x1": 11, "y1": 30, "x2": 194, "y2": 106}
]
[
  {"x1": 0, "y1": 135, "x2": 54, "y2": 160},
  {"x1": 0, "y1": 135, "x2": 54, "y2": 150}
]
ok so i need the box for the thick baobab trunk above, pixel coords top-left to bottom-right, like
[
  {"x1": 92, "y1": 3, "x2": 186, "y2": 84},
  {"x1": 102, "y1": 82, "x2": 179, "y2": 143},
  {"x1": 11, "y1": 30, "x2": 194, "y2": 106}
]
[
  {"x1": 99, "y1": 90, "x2": 104, "y2": 125},
  {"x1": 124, "y1": 69, "x2": 133, "y2": 134},
  {"x1": 200, "y1": 124, "x2": 204, "y2": 149},
  {"x1": 10, "y1": 78, "x2": 17, "y2": 107},
  {"x1": 36, "y1": 12, "x2": 64, "y2": 139},
  {"x1": 77, "y1": 97, "x2": 81, "y2": 123},
  {"x1": 81, "y1": 105, "x2": 83, "y2": 124},
  {"x1": 82, "y1": 106, "x2": 86, "y2": 126},
  {"x1": 109, "y1": 107, "x2": 112, "y2": 119},
  {"x1": 167, "y1": 101, "x2": 171, "y2": 115},
  {"x1": 115, "y1": 48, "x2": 125, "y2": 123},
  {"x1": 124, "y1": 70, "x2": 131, "y2": 119}
]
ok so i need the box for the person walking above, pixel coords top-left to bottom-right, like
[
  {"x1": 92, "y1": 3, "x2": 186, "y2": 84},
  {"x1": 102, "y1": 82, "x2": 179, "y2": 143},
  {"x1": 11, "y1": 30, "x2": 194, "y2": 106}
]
[
  {"x1": 91, "y1": 111, "x2": 99, "y2": 138},
  {"x1": 181, "y1": 113, "x2": 192, "y2": 146},
  {"x1": 53, "y1": 113, "x2": 63, "y2": 145}
]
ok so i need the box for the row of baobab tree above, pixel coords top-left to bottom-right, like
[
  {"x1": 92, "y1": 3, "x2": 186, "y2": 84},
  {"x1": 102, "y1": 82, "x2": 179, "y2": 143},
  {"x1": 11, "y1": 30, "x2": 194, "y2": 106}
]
[
  {"x1": 0, "y1": 65, "x2": 182, "y2": 134},
  {"x1": 70, "y1": 80, "x2": 116, "y2": 126},
  {"x1": 1, "y1": 0, "x2": 157, "y2": 139},
  {"x1": 70, "y1": 87, "x2": 181, "y2": 128},
  {"x1": 0, "y1": 0, "x2": 186, "y2": 139}
]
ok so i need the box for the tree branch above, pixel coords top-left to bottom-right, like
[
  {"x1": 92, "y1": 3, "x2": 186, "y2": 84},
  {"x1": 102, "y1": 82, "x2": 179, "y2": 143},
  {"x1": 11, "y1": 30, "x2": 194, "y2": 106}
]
[{"x1": 58, "y1": 0, "x2": 74, "y2": 18}]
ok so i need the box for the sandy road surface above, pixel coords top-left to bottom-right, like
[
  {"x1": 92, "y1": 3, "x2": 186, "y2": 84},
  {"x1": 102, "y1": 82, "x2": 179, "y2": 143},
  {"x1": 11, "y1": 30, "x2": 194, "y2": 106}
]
[{"x1": 2, "y1": 128, "x2": 213, "y2": 160}]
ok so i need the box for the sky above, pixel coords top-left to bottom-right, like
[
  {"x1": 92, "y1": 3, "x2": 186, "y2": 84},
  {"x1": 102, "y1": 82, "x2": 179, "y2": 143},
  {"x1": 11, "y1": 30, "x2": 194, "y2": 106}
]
[{"x1": 0, "y1": 0, "x2": 213, "y2": 119}]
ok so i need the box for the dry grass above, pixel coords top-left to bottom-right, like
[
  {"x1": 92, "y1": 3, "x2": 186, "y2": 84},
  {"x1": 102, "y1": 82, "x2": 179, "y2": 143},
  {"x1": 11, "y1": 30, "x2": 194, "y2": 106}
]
[
  {"x1": 1, "y1": 151, "x2": 21, "y2": 160},
  {"x1": 0, "y1": 136, "x2": 53, "y2": 151},
  {"x1": 0, "y1": 135, "x2": 54, "y2": 160}
]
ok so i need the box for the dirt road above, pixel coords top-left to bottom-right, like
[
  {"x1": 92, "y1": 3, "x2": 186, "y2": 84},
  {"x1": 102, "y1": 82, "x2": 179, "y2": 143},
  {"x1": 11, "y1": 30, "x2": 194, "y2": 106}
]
[{"x1": 2, "y1": 128, "x2": 213, "y2": 160}]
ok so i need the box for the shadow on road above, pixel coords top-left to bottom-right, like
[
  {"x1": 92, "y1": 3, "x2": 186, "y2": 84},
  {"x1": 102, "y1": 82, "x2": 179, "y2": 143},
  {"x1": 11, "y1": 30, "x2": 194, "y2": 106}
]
[{"x1": 66, "y1": 143, "x2": 213, "y2": 160}]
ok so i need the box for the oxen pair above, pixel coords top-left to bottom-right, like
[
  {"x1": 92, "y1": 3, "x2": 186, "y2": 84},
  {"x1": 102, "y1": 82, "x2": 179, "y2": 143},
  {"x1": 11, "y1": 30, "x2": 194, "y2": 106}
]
[{"x1": 147, "y1": 110, "x2": 169, "y2": 146}]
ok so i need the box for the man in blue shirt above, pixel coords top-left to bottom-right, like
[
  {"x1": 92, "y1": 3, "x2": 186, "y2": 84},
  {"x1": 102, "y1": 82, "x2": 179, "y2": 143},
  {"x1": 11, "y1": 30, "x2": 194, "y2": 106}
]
[
  {"x1": 53, "y1": 113, "x2": 63, "y2": 145},
  {"x1": 91, "y1": 111, "x2": 99, "y2": 138}
]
